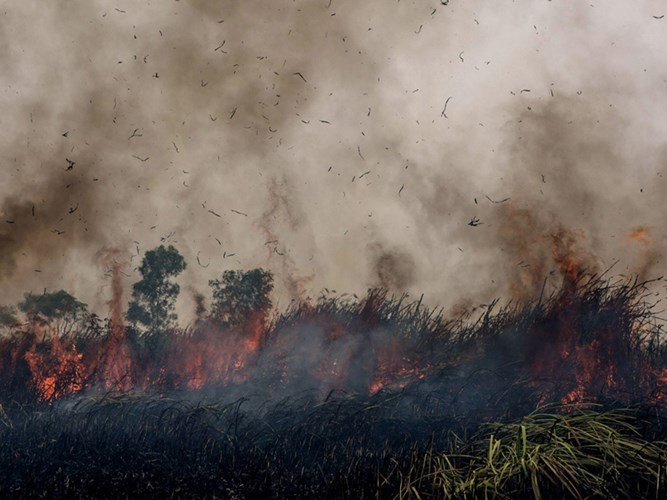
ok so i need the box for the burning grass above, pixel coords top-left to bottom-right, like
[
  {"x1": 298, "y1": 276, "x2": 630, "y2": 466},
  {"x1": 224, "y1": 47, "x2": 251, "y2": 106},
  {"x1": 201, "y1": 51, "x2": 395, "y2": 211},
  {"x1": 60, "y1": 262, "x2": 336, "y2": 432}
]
[{"x1": 1, "y1": 272, "x2": 667, "y2": 497}]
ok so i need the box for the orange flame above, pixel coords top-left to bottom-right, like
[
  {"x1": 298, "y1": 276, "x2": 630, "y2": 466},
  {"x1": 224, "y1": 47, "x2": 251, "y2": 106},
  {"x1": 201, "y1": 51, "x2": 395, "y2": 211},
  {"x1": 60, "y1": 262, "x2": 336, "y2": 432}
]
[
  {"x1": 628, "y1": 226, "x2": 657, "y2": 280},
  {"x1": 551, "y1": 228, "x2": 586, "y2": 283},
  {"x1": 629, "y1": 227, "x2": 650, "y2": 244},
  {"x1": 24, "y1": 336, "x2": 87, "y2": 401},
  {"x1": 100, "y1": 254, "x2": 132, "y2": 391}
]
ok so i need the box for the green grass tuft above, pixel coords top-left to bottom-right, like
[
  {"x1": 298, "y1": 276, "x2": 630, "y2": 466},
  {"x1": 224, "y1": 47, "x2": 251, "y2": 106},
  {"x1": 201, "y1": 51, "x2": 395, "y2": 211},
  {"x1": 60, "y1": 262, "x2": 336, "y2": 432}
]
[{"x1": 399, "y1": 406, "x2": 667, "y2": 499}]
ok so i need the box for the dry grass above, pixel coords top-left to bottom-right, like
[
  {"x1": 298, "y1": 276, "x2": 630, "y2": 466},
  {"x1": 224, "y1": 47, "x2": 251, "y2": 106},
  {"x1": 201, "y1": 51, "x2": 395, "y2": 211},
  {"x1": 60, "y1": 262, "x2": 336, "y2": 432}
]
[{"x1": 0, "y1": 274, "x2": 666, "y2": 498}]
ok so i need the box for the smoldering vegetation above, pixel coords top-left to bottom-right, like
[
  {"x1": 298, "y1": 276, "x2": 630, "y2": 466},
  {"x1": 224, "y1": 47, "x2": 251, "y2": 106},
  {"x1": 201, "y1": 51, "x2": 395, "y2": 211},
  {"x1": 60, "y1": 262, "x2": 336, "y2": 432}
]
[
  {"x1": 2, "y1": 1, "x2": 667, "y2": 498},
  {"x1": 1, "y1": 268, "x2": 667, "y2": 498}
]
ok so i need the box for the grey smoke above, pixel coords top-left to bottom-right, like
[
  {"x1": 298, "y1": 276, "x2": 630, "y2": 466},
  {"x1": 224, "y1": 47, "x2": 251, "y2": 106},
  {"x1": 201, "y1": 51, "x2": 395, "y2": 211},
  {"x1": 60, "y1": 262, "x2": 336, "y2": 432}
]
[{"x1": 1, "y1": 1, "x2": 666, "y2": 320}]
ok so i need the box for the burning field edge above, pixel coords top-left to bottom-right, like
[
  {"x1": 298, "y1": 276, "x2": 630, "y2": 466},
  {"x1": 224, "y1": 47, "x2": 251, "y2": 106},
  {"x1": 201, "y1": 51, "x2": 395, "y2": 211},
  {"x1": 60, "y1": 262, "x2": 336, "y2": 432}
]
[{"x1": 1, "y1": 269, "x2": 667, "y2": 498}]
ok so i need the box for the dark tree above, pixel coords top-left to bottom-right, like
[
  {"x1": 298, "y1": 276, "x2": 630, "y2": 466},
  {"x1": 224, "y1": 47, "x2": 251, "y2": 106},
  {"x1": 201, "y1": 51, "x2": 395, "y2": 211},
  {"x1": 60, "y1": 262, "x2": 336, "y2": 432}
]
[
  {"x1": 209, "y1": 268, "x2": 273, "y2": 327},
  {"x1": 0, "y1": 305, "x2": 17, "y2": 328},
  {"x1": 127, "y1": 245, "x2": 186, "y2": 331},
  {"x1": 18, "y1": 290, "x2": 87, "y2": 335}
]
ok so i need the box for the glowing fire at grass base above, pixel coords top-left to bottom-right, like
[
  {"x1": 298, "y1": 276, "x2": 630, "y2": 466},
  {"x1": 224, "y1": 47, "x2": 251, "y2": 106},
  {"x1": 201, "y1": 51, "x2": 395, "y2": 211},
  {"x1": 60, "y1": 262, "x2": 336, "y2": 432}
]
[
  {"x1": 1, "y1": 269, "x2": 667, "y2": 498},
  {"x1": 0, "y1": 271, "x2": 664, "y2": 414}
]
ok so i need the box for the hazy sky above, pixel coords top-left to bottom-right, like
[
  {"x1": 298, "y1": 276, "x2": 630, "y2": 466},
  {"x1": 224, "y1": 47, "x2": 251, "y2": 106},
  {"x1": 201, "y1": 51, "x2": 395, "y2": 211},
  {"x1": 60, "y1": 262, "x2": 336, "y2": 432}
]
[{"x1": 1, "y1": 1, "x2": 666, "y2": 320}]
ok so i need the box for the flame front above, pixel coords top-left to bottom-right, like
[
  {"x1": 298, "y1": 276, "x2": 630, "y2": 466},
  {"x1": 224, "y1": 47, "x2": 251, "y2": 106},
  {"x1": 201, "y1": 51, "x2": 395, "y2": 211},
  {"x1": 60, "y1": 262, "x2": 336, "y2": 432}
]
[{"x1": 0, "y1": 240, "x2": 665, "y2": 409}]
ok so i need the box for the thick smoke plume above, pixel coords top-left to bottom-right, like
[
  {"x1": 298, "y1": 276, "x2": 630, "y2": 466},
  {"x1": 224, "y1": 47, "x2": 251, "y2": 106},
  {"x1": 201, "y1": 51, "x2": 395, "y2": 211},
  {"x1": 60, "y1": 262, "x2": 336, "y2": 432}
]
[{"x1": 1, "y1": 1, "x2": 666, "y2": 316}]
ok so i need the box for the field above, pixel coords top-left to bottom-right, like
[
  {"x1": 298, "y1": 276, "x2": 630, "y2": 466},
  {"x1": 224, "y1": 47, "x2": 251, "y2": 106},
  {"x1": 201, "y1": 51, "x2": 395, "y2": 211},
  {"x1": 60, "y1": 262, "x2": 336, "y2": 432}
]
[{"x1": 1, "y1": 273, "x2": 667, "y2": 499}]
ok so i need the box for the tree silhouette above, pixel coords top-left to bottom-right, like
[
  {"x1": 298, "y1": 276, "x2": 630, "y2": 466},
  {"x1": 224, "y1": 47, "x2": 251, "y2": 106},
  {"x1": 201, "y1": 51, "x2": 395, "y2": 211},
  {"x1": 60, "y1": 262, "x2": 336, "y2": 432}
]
[
  {"x1": 209, "y1": 268, "x2": 273, "y2": 327},
  {"x1": 127, "y1": 245, "x2": 186, "y2": 332},
  {"x1": 18, "y1": 290, "x2": 87, "y2": 335},
  {"x1": 0, "y1": 305, "x2": 16, "y2": 328}
]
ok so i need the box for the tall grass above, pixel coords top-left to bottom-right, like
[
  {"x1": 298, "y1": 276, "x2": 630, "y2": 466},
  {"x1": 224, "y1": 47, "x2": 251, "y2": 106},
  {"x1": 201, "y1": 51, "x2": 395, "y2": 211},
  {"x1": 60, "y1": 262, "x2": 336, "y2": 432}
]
[
  {"x1": 1, "y1": 274, "x2": 667, "y2": 498},
  {"x1": 399, "y1": 405, "x2": 667, "y2": 499}
]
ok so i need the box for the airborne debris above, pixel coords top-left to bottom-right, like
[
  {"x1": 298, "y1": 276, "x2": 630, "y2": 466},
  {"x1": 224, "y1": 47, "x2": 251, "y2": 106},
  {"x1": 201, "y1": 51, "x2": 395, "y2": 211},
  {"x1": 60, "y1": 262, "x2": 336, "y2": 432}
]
[
  {"x1": 208, "y1": 210, "x2": 222, "y2": 218},
  {"x1": 65, "y1": 158, "x2": 75, "y2": 170},
  {"x1": 230, "y1": 209, "x2": 248, "y2": 217},
  {"x1": 485, "y1": 195, "x2": 511, "y2": 204},
  {"x1": 293, "y1": 72, "x2": 307, "y2": 82},
  {"x1": 441, "y1": 96, "x2": 452, "y2": 118},
  {"x1": 196, "y1": 253, "x2": 210, "y2": 268},
  {"x1": 128, "y1": 128, "x2": 142, "y2": 140},
  {"x1": 160, "y1": 231, "x2": 175, "y2": 242}
]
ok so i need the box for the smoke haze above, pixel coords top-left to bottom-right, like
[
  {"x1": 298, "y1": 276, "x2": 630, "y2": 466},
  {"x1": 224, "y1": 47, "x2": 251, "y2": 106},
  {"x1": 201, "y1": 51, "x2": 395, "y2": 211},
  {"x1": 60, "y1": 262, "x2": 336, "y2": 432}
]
[{"x1": 1, "y1": 1, "x2": 666, "y2": 319}]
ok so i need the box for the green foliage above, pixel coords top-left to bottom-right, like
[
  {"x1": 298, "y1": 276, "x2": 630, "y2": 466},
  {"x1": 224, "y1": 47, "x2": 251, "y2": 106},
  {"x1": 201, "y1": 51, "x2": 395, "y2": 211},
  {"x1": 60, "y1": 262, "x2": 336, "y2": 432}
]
[
  {"x1": 0, "y1": 306, "x2": 16, "y2": 327},
  {"x1": 400, "y1": 406, "x2": 667, "y2": 499},
  {"x1": 209, "y1": 268, "x2": 273, "y2": 326},
  {"x1": 127, "y1": 245, "x2": 186, "y2": 331},
  {"x1": 18, "y1": 290, "x2": 87, "y2": 323}
]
